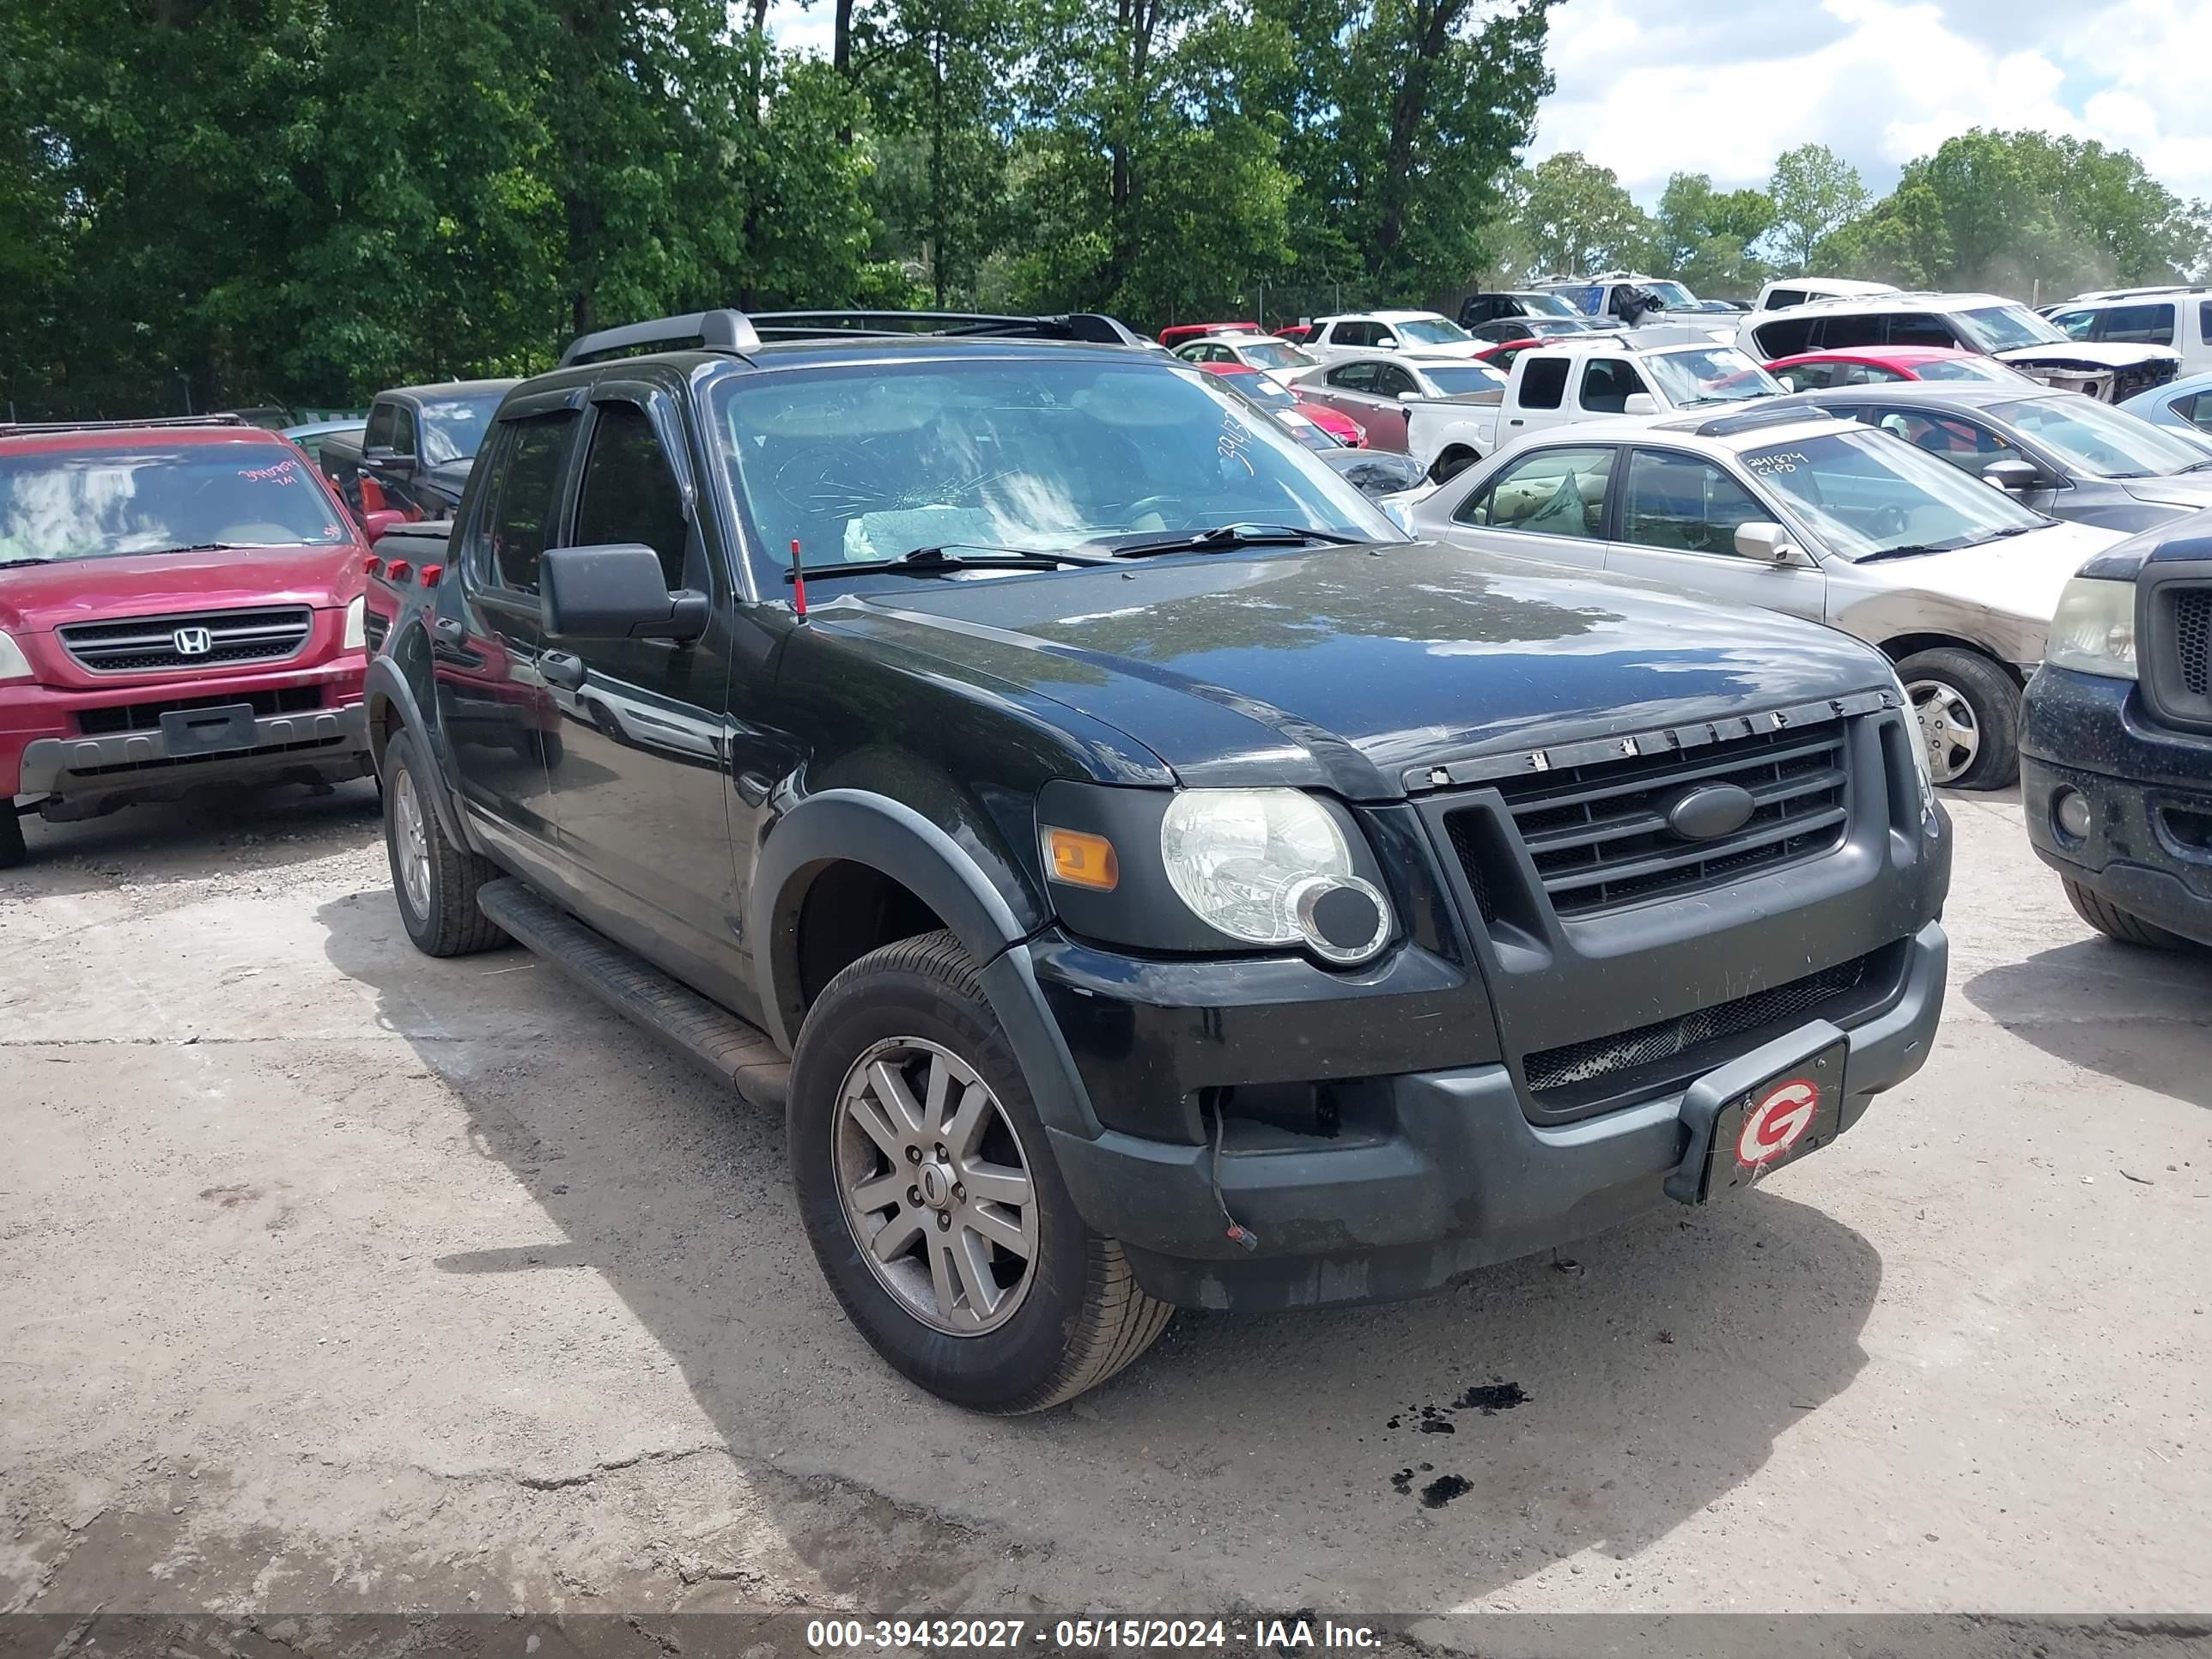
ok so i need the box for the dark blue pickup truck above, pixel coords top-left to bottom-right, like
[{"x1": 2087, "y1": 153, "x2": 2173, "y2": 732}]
[
  {"x1": 361, "y1": 307, "x2": 1952, "y2": 1411},
  {"x1": 2024, "y1": 516, "x2": 2212, "y2": 948}
]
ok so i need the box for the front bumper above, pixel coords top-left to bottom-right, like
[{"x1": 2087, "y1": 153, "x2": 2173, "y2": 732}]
[
  {"x1": 1043, "y1": 920, "x2": 1948, "y2": 1312},
  {"x1": 14, "y1": 701, "x2": 371, "y2": 811},
  {"x1": 2022, "y1": 667, "x2": 2212, "y2": 947}
]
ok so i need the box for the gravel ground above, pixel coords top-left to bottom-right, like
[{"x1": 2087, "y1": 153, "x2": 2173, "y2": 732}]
[{"x1": 2, "y1": 779, "x2": 2209, "y2": 1636}]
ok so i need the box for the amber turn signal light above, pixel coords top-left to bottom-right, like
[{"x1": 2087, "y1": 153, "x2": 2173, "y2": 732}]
[{"x1": 1042, "y1": 826, "x2": 1119, "y2": 891}]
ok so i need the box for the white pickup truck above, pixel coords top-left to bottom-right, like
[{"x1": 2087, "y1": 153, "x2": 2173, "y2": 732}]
[{"x1": 1405, "y1": 337, "x2": 1782, "y2": 480}]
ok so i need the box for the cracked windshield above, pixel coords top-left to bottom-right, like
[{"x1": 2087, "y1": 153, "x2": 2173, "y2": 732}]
[{"x1": 713, "y1": 360, "x2": 1391, "y2": 568}]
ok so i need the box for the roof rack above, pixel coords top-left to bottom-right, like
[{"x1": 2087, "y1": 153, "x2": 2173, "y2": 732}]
[
  {"x1": 1689, "y1": 401, "x2": 1832, "y2": 438},
  {"x1": 0, "y1": 413, "x2": 248, "y2": 436},
  {"x1": 562, "y1": 309, "x2": 764, "y2": 366},
  {"x1": 559, "y1": 307, "x2": 1146, "y2": 367}
]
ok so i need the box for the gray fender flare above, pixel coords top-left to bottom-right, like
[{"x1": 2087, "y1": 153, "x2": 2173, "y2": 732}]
[{"x1": 748, "y1": 789, "x2": 1100, "y2": 1137}]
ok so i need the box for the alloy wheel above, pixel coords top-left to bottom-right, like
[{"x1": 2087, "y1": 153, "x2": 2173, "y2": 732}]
[
  {"x1": 393, "y1": 769, "x2": 433, "y2": 918},
  {"x1": 833, "y1": 1036, "x2": 1039, "y2": 1335}
]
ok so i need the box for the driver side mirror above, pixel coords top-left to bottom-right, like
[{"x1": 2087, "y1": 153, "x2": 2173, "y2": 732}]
[
  {"x1": 1734, "y1": 521, "x2": 1808, "y2": 566},
  {"x1": 361, "y1": 509, "x2": 404, "y2": 545},
  {"x1": 1982, "y1": 459, "x2": 2045, "y2": 493},
  {"x1": 1622, "y1": 392, "x2": 1658, "y2": 416},
  {"x1": 540, "y1": 543, "x2": 708, "y2": 641}
]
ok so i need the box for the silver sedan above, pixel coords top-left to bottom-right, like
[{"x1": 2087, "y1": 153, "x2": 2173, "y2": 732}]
[{"x1": 1401, "y1": 405, "x2": 2130, "y2": 790}]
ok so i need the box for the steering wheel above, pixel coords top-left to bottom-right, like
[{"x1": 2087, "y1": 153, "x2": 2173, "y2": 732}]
[
  {"x1": 1869, "y1": 504, "x2": 1909, "y2": 541},
  {"x1": 1116, "y1": 493, "x2": 1205, "y2": 532}
]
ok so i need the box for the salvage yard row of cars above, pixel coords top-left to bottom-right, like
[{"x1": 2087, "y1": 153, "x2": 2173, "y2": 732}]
[{"x1": 2, "y1": 284, "x2": 2207, "y2": 1412}]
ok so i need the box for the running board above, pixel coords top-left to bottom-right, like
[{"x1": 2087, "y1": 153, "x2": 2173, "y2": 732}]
[{"x1": 477, "y1": 878, "x2": 789, "y2": 1111}]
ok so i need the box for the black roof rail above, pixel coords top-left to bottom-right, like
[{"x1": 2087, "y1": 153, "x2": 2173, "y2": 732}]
[
  {"x1": 560, "y1": 308, "x2": 764, "y2": 367},
  {"x1": 748, "y1": 310, "x2": 1146, "y2": 347},
  {"x1": 0, "y1": 414, "x2": 249, "y2": 436},
  {"x1": 1690, "y1": 401, "x2": 1832, "y2": 439}
]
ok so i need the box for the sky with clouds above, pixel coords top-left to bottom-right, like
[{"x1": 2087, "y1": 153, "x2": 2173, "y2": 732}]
[{"x1": 764, "y1": 0, "x2": 2212, "y2": 207}]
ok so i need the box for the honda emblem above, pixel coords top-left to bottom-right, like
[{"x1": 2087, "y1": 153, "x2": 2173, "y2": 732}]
[{"x1": 173, "y1": 626, "x2": 213, "y2": 656}]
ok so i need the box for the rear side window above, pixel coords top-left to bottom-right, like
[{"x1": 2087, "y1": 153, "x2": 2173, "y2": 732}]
[
  {"x1": 1765, "y1": 288, "x2": 1806, "y2": 311},
  {"x1": 1329, "y1": 362, "x2": 1380, "y2": 392},
  {"x1": 364, "y1": 402, "x2": 397, "y2": 450},
  {"x1": 2200, "y1": 301, "x2": 2212, "y2": 346},
  {"x1": 1753, "y1": 318, "x2": 1815, "y2": 358},
  {"x1": 572, "y1": 404, "x2": 690, "y2": 590},
  {"x1": 476, "y1": 418, "x2": 576, "y2": 593},
  {"x1": 2102, "y1": 303, "x2": 2176, "y2": 345},
  {"x1": 1334, "y1": 322, "x2": 1374, "y2": 347},
  {"x1": 1455, "y1": 446, "x2": 1615, "y2": 539},
  {"x1": 1819, "y1": 313, "x2": 1889, "y2": 349},
  {"x1": 1884, "y1": 313, "x2": 1956, "y2": 349},
  {"x1": 1518, "y1": 356, "x2": 1570, "y2": 410},
  {"x1": 1578, "y1": 358, "x2": 1648, "y2": 413}
]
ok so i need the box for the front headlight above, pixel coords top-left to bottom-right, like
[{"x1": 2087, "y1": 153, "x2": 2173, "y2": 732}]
[
  {"x1": 2045, "y1": 576, "x2": 2137, "y2": 681},
  {"x1": 0, "y1": 629, "x2": 31, "y2": 682},
  {"x1": 1159, "y1": 787, "x2": 1392, "y2": 963},
  {"x1": 343, "y1": 595, "x2": 368, "y2": 650},
  {"x1": 1888, "y1": 666, "x2": 1935, "y2": 817}
]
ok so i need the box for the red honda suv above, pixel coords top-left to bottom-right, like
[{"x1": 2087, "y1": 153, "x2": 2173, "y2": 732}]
[{"x1": 0, "y1": 416, "x2": 374, "y2": 866}]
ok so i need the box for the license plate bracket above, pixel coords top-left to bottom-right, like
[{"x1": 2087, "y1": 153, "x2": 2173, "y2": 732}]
[
  {"x1": 159, "y1": 702, "x2": 261, "y2": 757},
  {"x1": 1665, "y1": 1024, "x2": 1848, "y2": 1206}
]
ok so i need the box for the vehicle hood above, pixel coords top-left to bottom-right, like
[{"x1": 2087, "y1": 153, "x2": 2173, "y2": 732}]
[
  {"x1": 0, "y1": 542, "x2": 367, "y2": 635},
  {"x1": 815, "y1": 541, "x2": 1897, "y2": 799},
  {"x1": 2118, "y1": 475, "x2": 2212, "y2": 511},
  {"x1": 1996, "y1": 342, "x2": 2181, "y2": 370},
  {"x1": 1857, "y1": 519, "x2": 2124, "y2": 624},
  {"x1": 2080, "y1": 507, "x2": 2212, "y2": 580}
]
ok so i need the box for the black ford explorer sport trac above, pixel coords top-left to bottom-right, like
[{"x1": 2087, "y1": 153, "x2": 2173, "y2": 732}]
[
  {"x1": 362, "y1": 307, "x2": 1953, "y2": 1412},
  {"x1": 2025, "y1": 516, "x2": 2212, "y2": 949}
]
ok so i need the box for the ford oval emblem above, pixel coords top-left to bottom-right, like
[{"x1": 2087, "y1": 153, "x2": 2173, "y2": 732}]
[{"x1": 1668, "y1": 782, "x2": 1756, "y2": 842}]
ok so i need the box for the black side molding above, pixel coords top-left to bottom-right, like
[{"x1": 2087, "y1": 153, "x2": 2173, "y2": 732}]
[{"x1": 476, "y1": 878, "x2": 789, "y2": 1110}]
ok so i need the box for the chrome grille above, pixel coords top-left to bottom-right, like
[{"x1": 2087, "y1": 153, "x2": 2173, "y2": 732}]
[
  {"x1": 58, "y1": 606, "x2": 314, "y2": 673},
  {"x1": 2175, "y1": 588, "x2": 2209, "y2": 698},
  {"x1": 1463, "y1": 721, "x2": 1850, "y2": 920}
]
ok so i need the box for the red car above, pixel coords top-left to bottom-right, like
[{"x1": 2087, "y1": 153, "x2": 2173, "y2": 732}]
[
  {"x1": 1762, "y1": 345, "x2": 2031, "y2": 392},
  {"x1": 0, "y1": 416, "x2": 375, "y2": 866},
  {"x1": 1157, "y1": 320, "x2": 1264, "y2": 350},
  {"x1": 1197, "y1": 362, "x2": 1367, "y2": 447}
]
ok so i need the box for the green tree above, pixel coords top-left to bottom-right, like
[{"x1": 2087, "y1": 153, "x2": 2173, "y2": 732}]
[
  {"x1": 1255, "y1": 0, "x2": 1552, "y2": 303},
  {"x1": 1826, "y1": 129, "x2": 2209, "y2": 296},
  {"x1": 1766, "y1": 143, "x2": 1869, "y2": 272},
  {"x1": 1009, "y1": 0, "x2": 1294, "y2": 322},
  {"x1": 1651, "y1": 172, "x2": 1773, "y2": 298},
  {"x1": 1516, "y1": 151, "x2": 1650, "y2": 277}
]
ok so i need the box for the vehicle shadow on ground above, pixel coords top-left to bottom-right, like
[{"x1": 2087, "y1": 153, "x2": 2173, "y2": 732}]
[
  {"x1": 316, "y1": 884, "x2": 1885, "y2": 1608},
  {"x1": 5, "y1": 780, "x2": 381, "y2": 900},
  {"x1": 1963, "y1": 936, "x2": 2212, "y2": 1113}
]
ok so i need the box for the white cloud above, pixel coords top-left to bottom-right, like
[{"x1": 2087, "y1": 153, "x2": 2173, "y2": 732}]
[{"x1": 1531, "y1": 0, "x2": 2212, "y2": 204}]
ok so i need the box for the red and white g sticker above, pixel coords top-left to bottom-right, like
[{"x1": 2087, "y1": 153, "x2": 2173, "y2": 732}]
[{"x1": 1737, "y1": 1078, "x2": 1820, "y2": 1170}]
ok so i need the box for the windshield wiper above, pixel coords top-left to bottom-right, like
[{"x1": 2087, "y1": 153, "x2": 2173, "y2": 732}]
[
  {"x1": 2177, "y1": 458, "x2": 2212, "y2": 474},
  {"x1": 786, "y1": 544, "x2": 1106, "y2": 582},
  {"x1": 1104, "y1": 523, "x2": 1372, "y2": 558}
]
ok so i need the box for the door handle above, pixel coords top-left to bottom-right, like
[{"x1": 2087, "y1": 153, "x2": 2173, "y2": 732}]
[
  {"x1": 539, "y1": 651, "x2": 586, "y2": 691},
  {"x1": 1509, "y1": 417, "x2": 1524, "y2": 426}
]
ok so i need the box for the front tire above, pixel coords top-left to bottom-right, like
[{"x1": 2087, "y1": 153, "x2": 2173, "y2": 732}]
[
  {"x1": 788, "y1": 930, "x2": 1171, "y2": 1412},
  {"x1": 1897, "y1": 647, "x2": 2021, "y2": 791},
  {"x1": 1431, "y1": 447, "x2": 1480, "y2": 484},
  {"x1": 2063, "y1": 876, "x2": 2195, "y2": 951},
  {"x1": 0, "y1": 807, "x2": 24, "y2": 870},
  {"x1": 382, "y1": 727, "x2": 506, "y2": 957}
]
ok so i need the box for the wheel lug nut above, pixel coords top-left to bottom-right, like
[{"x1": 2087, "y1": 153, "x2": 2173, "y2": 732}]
[
  {"x1": 906, "y1": 1146, "x2": 922, "y2": 1164},
  {"x1": 908, "y1": 1186, "x2": 921, "y2": 1206},
  {"x1": 936, "y1": 1211, "x2": 951, "y2": 1231},
  {"x1": 952, "y1": 1183, "x2": 965, "y2": 1203}
]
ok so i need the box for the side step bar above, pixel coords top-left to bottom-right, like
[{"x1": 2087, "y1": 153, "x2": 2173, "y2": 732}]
[{"x1": 477, "y1": 878, "x2": 790, "y2": 1111}]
